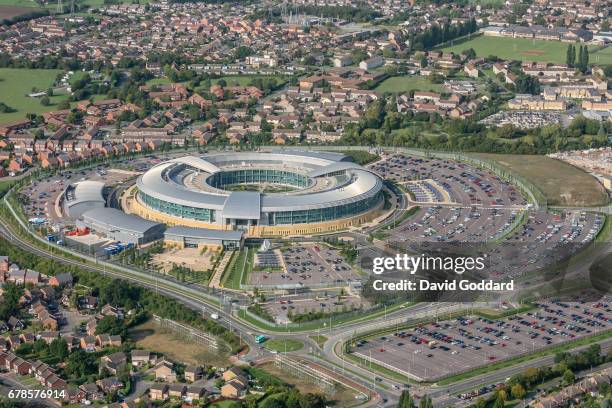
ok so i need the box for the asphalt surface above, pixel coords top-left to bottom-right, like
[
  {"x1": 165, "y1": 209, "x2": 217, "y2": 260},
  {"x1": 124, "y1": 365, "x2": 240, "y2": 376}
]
[{"x1": 1, "y1": 173, "x2": 610, "y2": 407}]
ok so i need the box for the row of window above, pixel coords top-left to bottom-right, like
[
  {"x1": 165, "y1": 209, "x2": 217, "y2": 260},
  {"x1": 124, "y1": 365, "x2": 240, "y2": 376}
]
[
  {"x1": 139, "y1": 192, "x2": 216, "y2": 222},
  {"x1": 139, "y1": 190, "x2": 381, "y2": 226},
  {"x1": 207, "y1": 169, "x2": 311, "y2": 189},
  {"x1": 267, "y1": 192, "x2": 382, "y2": 225}
]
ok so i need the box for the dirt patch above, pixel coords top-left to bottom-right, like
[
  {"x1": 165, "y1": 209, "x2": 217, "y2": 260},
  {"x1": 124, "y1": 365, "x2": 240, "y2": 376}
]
[
  {"x1": 0, "y1": 5, "x2": 41, "y2": 20},
  {"x1": 129, "y1": 320, "x2": 230, "y2": 368},
  {"x1": 520, "y1": 50, "x2": 545, "y2": 56},
  {"x1": 151, "y1": 247, "x2": 217, "y2": 274},
  {"x1": 473, "y1": 153, "x2": 609, "y2": 207}
]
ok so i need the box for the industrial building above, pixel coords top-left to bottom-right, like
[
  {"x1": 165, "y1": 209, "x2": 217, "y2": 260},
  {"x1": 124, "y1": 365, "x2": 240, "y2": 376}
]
[
  {"x1": 127, "y1": 151, "x2": 384, "y2": 236},
  {"x1": 77, "y1": 207, "x2": 166, "y2": 245},
  {"x1": 63, "y1": 181, "x2": 106, "y2": 218},
  {"x1": 164, "y1": 226, "x2": 244, "y2": 250}
]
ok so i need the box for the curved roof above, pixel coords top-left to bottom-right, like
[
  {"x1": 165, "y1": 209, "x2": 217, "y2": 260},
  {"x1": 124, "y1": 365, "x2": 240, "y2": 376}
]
[
  {"x1": 169, "y1": 156, "x2": 221, "y2": 174},
  {"x1": 307, "y1": 161, "x2": 364, "y2": 178},
  {"x1": 261, "y1": 169, "x2": 382, "y2": 211},
  {"x1": 65, "y1": 181, "x2": 106, "y2": 209},
  {"x1": 80, "y1": 207, "x2": 164, "y2": 234},
  {"x1": 136, "y1": 151, "x2": 383, "y2": 214}
]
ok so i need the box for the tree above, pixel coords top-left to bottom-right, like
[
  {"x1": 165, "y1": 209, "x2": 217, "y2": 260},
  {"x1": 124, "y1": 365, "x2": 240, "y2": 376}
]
[
  {"x1": 511, "y1": 383, "x2": 526, "y2": 400},
  {"x1": 563, "y1": 369, "x2": 575, "y2": 385},
  {"x1": 0, "y1": 282, "x2": 23, "y2": 320},
  {"x1": 40, "y1": 96, "x2": 50, "y2": 106},
  {"x1": 65, "y1": 350, "x2": 98, "y2": 379},
  {"x1": 580, "y1": 46, "x2": 589, "y2": 72},
  {"x1": 57, "y1": 99, "x2": 70, "y2": 110},
  {"x1": 49, "y1": 338, "x2": 69, "y2": 360},
  {"x1": 566, "y1": 44, "x2": 575, "y2": 67},
  {"x1": 418, "y1": 395, "x2": 433, "y2": 408},
  {"x1": 398, "y1": 390, "x2": 416, "y2": 408},
  {"x1": 95, "y1": 315, "x2": 126, "y2": 337},
  {"x1": 462, "y1": 48, "x2": 476, "y2": 60}
]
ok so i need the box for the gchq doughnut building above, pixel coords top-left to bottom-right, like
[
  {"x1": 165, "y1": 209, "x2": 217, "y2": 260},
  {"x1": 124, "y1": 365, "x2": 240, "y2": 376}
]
[{"x1": 124, "y1": 151, "x2": 384, "y2": 237}]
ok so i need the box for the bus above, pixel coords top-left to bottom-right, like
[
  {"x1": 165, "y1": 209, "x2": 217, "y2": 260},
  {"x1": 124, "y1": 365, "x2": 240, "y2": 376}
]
[{"x1": 255, "y1": 335, "x2": 266, "y2": 344}]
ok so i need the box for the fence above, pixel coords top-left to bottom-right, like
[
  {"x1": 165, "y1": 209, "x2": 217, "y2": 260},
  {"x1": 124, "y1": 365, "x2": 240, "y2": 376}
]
[
  {"x1": 239, "y1": 302, "x2": 388, "y2": 331},
  {"x1": 153, "y1": 314, "x2": 219, "y2": 350},
  {"x1": 274, "y1": 355, "x2": 338, "y2": 396}
]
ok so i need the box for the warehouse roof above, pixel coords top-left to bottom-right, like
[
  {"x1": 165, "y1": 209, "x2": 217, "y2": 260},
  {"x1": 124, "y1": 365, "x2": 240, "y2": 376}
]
[{"x1": 80, "y1": 207, "x2": 164, "y2": 234}]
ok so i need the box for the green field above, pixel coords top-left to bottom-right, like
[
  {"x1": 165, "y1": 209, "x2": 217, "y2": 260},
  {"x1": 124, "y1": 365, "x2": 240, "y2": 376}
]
[
  {"x1": 146, "y1": 74, "x2": 286, "y2": 91},
  {"x1": 473, "y1": 153, "x2": 609, "y2": 207},
  {"x1": 220, "y1": 247, "x2": 254, "y2": 290},
  {"x1": 0, "y1": 0, "x2": 39, "y2": 7},
  {"x1": 590, "y1": 46, "x2": 612, "y2": 66},
  {"x1": 264, "y1": 339, "x2": 304, "y2": 353},
  {"x1": 0, "y1": 68, "x2": 70, "y2": 125},
  {"x1": 441, "y1": 36, "x2": 610, "y2": 65},
  {"x1": 375, "y1": 76, "x2": 446, "y2": 93}
]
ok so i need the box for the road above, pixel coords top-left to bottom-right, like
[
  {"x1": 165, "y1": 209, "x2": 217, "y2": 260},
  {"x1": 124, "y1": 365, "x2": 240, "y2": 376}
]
[{"x1": 1, "y1": 185, "x2": 610, "y2": 407}]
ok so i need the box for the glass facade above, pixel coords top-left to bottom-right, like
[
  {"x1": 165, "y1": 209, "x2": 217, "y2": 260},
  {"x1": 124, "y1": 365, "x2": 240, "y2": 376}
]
[
  {"x1": 268, "y1": 192, "x2": 382, "y2": 225},
  {"x1": 207, "y1": 169, "x2": 311, "y2": 189},
  {"x1": 139, "y1": 191, "x2": 215, "y2": 222}
]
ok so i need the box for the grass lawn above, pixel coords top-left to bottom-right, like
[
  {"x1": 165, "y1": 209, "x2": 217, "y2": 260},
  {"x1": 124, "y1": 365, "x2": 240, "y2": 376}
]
[
  {"x1": 80, "y1": 0, "x2": 149, "y2": 7},
  {"x1": 210, "y1": 401, "x2": 240, "y2": 408},
  {"x1": 441, "y1": 36, "x2": 607, "y2": 64},
  {"x1": 147, "y1": 74, "x2": 288, "y2": 91},
  {"x1": 145, "y1": 77, "x2": 172, "y2": 86},
  {"x1": 220, "y1": 247, "x2": 254, "y2": 290},
  {"x1": 0, "y1": 68, "x2": 67, "y2": 125},
  {"x1": 310, "y1": 335, "x2": 328, "y2": 348},
  {"x1": 264, "y1": 338, "x2": 304, "y2": 353},
  {"x1": 375, "y1": 76, "x2": 445, "y2": 94},
  {"x1": 257, "y1": 362, "x2": 361, "y2": 407},
  {"x1": 129, "y1": 319, "x2": 230, "y2": 367},
  {"x1": 0, "y1": 0, "x2": 39, "y2": 6},
  {"x1": 472, "y1": 153, "x2": 609, "y2": 207},
  {"x1": 590, "y1": 46, "x2": 612, "y2": 66}
]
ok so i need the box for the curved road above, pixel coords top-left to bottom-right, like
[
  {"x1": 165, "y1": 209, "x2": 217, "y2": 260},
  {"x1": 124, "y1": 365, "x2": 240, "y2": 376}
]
[{"x1": 1, "y1": 188, "x2": 610, "y2": 407}]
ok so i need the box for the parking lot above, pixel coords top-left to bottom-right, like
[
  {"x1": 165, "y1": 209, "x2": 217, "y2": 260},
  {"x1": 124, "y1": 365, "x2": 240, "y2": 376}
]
[
  {"x1": 389, "y1": 206, "x2": 519, "y2": 245},
  {"x1": 20, "y1": 165, "x2": 136, "y2": 225},
  {"x1": 352, "y1": 299, "x2": 612, "y2": 381},
  {"x1": 248, "y1": 244, "x2": 362, "y2": 288},
  {"x1": 370, "y1": 155, "x2": 526, "y2": 207},
  {"x1": 260, "y1": 290, "x2": 370, "y2": 324},
  {"x1": 488, "y1": 210, "x2": 604, "y2": 278},
  {"x1": 368, "y1": 154, "x2": 604, "y2": 279}
]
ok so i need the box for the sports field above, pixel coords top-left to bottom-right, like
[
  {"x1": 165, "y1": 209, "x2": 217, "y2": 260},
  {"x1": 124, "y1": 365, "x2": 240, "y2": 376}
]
[
  {"x1": 441, "y1": 36, "x2": 609, "y2": 65},
  {"x1": 0, "y1": 68, "x2": 71, "y2": 125},
  {"x1": 473, "y1": 153, "x2": 609, "y2": 207},
  {"x1": 375, "y1": 76, "x2": 446, "y2": 93},
  {"x1": 0, "y1": 0, "x2": 40, "y2": 7},
  {"x1": 590, "y1": 46, "x2": 612, "y2": 66}
]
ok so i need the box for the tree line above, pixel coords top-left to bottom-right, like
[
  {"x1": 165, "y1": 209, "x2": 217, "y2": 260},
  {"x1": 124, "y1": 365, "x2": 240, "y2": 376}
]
[
  {"x1": 339, "y1": 97, "x2": 610, "y2": 155},
  {"x1": 566, "y1": 43, "x2": 590, "y2": 73},
  {"x1": 0, "y1": 238, "x2": 243, "y2": 353},
  {"x1": 410, "y1": 18, "x2": 478, "y2": 51}
]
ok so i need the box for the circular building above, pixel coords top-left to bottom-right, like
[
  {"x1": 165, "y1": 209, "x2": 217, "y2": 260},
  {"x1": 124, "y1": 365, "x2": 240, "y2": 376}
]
[{"x1": 126, "y1": 151, "x2": 384, "y2": 237}]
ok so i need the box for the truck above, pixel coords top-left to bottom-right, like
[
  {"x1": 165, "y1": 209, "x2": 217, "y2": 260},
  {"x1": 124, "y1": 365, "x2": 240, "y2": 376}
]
[{"x1": 255, "y1": 335, "x2": 266, "y2": 344}]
